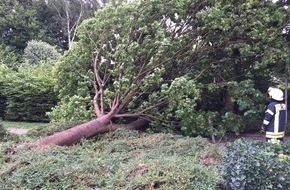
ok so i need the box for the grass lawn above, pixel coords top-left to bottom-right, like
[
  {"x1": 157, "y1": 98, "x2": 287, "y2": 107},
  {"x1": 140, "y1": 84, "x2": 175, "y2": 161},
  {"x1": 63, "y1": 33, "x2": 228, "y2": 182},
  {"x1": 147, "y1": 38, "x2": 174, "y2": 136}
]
[{"x1": 2, "y1": 120, "x2": 49, "y2": 129}]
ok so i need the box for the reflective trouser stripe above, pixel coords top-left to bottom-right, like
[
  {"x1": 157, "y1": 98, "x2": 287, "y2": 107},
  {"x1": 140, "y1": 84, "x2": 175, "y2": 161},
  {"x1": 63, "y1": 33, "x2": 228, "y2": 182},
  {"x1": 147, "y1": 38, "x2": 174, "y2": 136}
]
[
  {"x1": 274, "y1": 107, "x2": 280, "y2": 133},
  {"x1": 266, "y1": 131, "x2": 285, "y2": 139}
]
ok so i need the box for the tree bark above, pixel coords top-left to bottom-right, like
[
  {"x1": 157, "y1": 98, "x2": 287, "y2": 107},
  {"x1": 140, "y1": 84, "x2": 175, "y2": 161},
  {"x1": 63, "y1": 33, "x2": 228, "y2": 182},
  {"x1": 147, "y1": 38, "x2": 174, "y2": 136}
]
[
  {"x1": 34, "y1": 118, "x2": 149, "y2": 146},
  {"x1": 34, "y1": 117, "x2": 110, "y2": 146},
  {"x1": 14, "y1": 117, "x2": 149, "y2": 152}
]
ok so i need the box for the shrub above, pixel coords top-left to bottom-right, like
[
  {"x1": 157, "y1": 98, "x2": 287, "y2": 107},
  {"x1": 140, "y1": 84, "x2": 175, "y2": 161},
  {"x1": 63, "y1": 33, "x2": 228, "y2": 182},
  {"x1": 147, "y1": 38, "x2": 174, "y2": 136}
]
[
  {"x1": 0, "y1": 122, "x2": 7, "y2": 140},
  {"x1": 23, "y1": 40, "x2": 61, "y2": 65},
  {"x1": 0, "y1": 121, "x2": 20, "y2": 143},
  {"x1": 47, "y1": 94, "x2": 95, "y2": 122},
  {"x1": 222, "y1": 139, "x2": 290, "y2": 190}
]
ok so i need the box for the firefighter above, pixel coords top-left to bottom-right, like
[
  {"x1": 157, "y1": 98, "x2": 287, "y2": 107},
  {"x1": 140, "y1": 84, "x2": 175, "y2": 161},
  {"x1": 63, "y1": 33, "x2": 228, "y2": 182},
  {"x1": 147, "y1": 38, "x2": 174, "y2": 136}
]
[{"x1": 261, "y1": 87, "x2": 286, "y2": 143}]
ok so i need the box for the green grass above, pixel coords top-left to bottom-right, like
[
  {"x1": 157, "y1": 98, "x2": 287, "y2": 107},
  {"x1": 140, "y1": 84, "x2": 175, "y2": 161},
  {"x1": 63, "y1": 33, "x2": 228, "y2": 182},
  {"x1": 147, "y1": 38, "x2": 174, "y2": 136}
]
[{"x1": 2, "y1": 120, "x2": 49, "y2": 129}]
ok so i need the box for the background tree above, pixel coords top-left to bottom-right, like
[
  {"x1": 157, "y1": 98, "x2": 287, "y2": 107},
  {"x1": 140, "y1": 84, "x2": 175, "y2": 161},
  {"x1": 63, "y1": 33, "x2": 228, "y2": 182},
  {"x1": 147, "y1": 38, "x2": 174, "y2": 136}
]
[
  {"x1": 0, "y1": 0, "x2": 39, "y2": 51},
  {"x1": 0, "y1": 0, "x2": 39, "y2": 65},
  {"x1": 47, "y1": 0, "x2": 108, "y2": 50},
  {"x1": 192, "y1": 0, "x2": 290, "y2": 132},
  {"x1": 0, "y1": 0, "x2": 107, "y2": 66},
  {"x1": 0, "y1": 64, "x2": 10, "y2": 118},
  {"x1": 31, "y1": 0, "x2": 68, "y2": 50}
]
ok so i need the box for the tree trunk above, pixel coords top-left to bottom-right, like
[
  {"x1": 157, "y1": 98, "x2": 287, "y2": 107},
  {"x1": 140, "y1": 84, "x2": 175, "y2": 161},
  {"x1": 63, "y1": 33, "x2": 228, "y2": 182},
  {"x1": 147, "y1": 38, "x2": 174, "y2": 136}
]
[
  {"x1": 14, "y1": 116, "x2": 149, "y2": 152},
  {"x1": 34, "y1": 117, "x2": 110, "y2": 146}
]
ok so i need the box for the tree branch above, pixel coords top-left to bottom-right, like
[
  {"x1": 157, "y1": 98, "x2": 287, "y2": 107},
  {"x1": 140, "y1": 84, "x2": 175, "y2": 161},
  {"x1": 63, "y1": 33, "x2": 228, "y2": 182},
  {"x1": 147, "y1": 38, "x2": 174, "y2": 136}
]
[
  {"x1": 93, "y1": 52, "x2": 102, "y2": 117},
  {"x1": 70, "y1": 0, "x2": 84, "y2": 49}
]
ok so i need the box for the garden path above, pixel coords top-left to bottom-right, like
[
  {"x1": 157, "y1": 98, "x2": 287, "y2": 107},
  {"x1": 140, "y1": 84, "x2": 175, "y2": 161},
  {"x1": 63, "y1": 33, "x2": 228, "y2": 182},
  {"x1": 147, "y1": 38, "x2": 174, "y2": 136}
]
[{"x1": 7, "y1": 128, "x2": 29, "y2": 135}]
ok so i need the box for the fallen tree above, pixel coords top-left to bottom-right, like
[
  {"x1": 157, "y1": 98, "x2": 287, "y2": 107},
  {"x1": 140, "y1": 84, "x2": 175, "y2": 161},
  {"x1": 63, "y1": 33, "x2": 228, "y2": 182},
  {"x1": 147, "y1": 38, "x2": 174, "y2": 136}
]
[
  {"x1": 33, "y1": 118, "x2": 149, "y2": 146},
  {"x1": 34, "y1": 0, "x2": 210, "y2": 147},
  {"x1": 14, "y1": 118, "x2": 149, "y2": 151},
  {"x1": 18, "y1": 0, "x2": 290, "y2": 149}
]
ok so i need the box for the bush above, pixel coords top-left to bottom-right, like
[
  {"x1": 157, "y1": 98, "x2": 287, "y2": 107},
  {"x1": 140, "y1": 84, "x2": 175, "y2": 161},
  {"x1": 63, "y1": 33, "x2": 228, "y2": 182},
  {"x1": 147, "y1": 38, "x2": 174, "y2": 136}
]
[
  {"x1": 0, "y1": 121, "x2": 20, "y2": 143},
  {"x1": 0, "y1": 83, "x2": 7, "y2": 119},
  {"x1": 47, "y1": 94, "x2": 95, "y2": 122},
  {"x1": 222, "y1": 139, "x2": 290, "y2": 190},
  {"x1": 23, "y1": 40, "x2": 61, "y2": 65},
  {"x1": 0, "y1": 122, "x2": 7, "y2": 140}
]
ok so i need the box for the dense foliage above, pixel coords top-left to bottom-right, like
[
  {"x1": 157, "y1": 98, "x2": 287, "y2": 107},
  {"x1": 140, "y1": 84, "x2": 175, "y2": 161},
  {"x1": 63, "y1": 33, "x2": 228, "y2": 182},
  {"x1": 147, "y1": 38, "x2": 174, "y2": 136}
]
[
  {"x1": 194, "y1": 0, "x2": 290, "y2": 132},
  {"x1": 0, "y1": 63, "x2": 58, "y2": 122},
  {"x1": 0, "y1": 0, "x2": 106, "y2": 66},
  {"x1": 223, "y1": 139, "x2": 290, "y2": 190},
  {"x1": 0, "y1": 128, "x2": 222, "y2": 189},
  {"x1": 0, "y1": 64, "x2": 9, "y2": 118},
  {"x1": 0, "y1": 122, "x2": 6, "y2": 141},
  {"x1": 23, "y1": 40, "x2": 61, "y2": 65},
  {"x1": 50, "y1": 0, "x2": 290, "y2": 136},
  {"x1": 0, "y1": 0, "x2": 289, "y2": 136}
]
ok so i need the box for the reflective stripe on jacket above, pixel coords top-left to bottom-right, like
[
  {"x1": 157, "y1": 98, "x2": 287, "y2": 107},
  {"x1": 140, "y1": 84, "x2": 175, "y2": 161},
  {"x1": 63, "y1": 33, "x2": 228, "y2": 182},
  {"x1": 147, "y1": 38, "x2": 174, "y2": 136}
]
[{"x1": 263, "y1": 101, "x2": 286, "y2": 139}]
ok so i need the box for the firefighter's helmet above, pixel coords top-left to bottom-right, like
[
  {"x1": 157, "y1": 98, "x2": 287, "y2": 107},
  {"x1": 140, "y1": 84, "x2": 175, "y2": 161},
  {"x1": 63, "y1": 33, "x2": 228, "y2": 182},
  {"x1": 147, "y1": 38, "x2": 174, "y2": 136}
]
[{"x1": 268, "y1": 87, "x2": 284, "y2": 101}]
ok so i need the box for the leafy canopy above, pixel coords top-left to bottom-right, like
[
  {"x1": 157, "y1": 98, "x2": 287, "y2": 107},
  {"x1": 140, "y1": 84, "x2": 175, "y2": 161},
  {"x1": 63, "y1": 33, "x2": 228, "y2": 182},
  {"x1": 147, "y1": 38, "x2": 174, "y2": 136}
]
[{"x1": 50, "y1": 0, "x2": 290, "y2": 136}]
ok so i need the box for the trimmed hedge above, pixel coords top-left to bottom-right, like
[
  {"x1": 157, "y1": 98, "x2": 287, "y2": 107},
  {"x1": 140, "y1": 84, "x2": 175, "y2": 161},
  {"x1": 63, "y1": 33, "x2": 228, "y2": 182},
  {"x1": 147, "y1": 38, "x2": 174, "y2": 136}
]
[
  {"x1": 0, "y1": 63, "x2": 58, "y2": 122},
  {"x1": 0, "y1": 81, "x2": 7, "y2": 118},
  {"x1": 222, "y1": 139, "x2": 290, "y2": 190},
  {"x1": 4, "y1": 74, "x2": 57, "y2": 121},
  {"x1": 0, "y1": 64, "x2": 10, "y2": 119}
]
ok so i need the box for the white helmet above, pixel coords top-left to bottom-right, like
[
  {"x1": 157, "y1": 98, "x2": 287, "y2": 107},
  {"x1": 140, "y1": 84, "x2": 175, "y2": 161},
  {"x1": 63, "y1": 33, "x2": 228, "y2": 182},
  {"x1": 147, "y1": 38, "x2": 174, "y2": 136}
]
[{"x1": 267, "y1": 87, "x2": 284, "y2": 101}]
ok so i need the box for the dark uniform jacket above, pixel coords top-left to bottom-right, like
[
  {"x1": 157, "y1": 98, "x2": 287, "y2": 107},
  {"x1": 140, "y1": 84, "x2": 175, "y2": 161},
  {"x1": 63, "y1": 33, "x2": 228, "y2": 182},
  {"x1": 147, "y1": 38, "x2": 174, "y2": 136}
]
[{"x1": 263, "y1": 100, "x2": 286, "y2": 139}]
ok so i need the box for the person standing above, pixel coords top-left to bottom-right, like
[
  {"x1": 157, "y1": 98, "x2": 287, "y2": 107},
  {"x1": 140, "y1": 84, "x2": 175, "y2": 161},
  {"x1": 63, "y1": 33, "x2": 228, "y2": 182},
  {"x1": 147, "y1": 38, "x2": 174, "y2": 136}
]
[{"x1": 261, "y1": 87, "x2": 286, "y2": 143}]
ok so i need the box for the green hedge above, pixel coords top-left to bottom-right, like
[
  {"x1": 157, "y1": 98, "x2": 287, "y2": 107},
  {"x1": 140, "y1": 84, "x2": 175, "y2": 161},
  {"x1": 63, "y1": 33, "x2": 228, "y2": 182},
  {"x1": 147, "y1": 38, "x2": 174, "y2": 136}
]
[
  {"x1": 0, "y1": 81, "x2": 7, "y2": 118},
  {"x1": 222, "y1": 139, "x2": 290, "y2": 190},
  {"x1": 4, "y1": 74, "x2": 57, "y2": 121},
  {"x1": 0, "y1": 64, "x2": 9, "y2": 118},
  {"x1": 0, "y1": 63, "x2": 57, "y2": 122}
]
